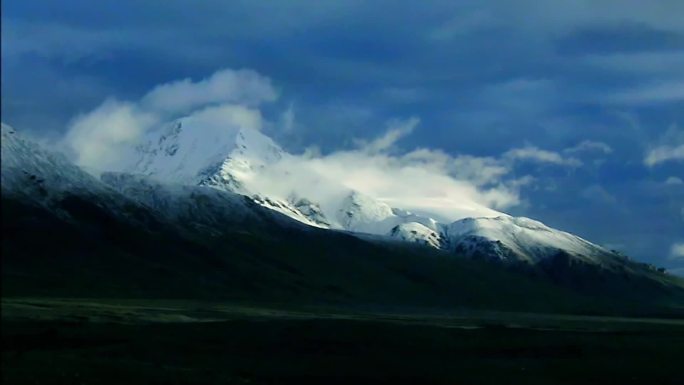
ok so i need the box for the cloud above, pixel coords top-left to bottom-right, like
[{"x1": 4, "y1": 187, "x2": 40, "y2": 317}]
[
  {"x1": 670, "y1": 243, "x2": 684, "y2": 260},
  {"x1": 246, "y1": 123, "x2": 518, "y2": 222},
  {"x1": 360, "y1": 117, "x2": 420, "y2": 153},
  {"x1": 504, "y1": 145, "x2": 582, "y2": 167},
  {"x1": 141, "y1": 68, "x2": 277, "y2": 114},
  {"x1": 56, "y1": 68, "x2": 524, "y2": 221},
  {"x1": 240, "y1": 118, "x2": 592, "y2": 221},
  {"x1": 644, "y1": 144, "x2": 684, "y2": 166},
  {"x1": 447, "y1": 154, "x2": 510, "y2": 187},
  {"x1": 665, "y1": 176, "x2": 683, "y2": 185},
  {"x1": 182, "y1": 104, "x2": 263, "y2": 132},
  {"x1": 564, "y1": 140, "x2": 613, "y2": 155},
  {"x1": 644, "y1": 126, "x2": 684, "y2": 167},
  {"x1": 62, "y1": 99, "x2": 157, "y2": 172},
  {"x1": 61, "y1": 68, "x2": 277, "y2": 171}
]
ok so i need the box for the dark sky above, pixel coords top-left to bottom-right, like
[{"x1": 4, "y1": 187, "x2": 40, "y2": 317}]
[{"x1": 2, "y1": 1, "x2": 683, "y2": 272}]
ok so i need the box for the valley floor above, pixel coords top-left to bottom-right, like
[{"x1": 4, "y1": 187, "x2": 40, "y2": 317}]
[{"x1": 2, "y1": 298, "x2": 684, "y2": 385}]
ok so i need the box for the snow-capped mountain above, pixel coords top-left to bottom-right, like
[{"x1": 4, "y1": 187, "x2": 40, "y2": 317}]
[
  {"x1": 2, "y1": 121, "x2": 677, "y2": 288},
  {"x1": 441, "y1": 216, "x2": 624, "y2": 266},
  {"x1": 1, "y1": 124, "x2": 303, "y2": 236},
  {"x1": 100, "y1": 172, "x2": 304, "y2": 236},
  {"x1": 4, "y1": 123, "x2": 681, "y2": 320},
  {"x1": 111, "y1": 119, "x2": 633, "y2": 267},
  {"x1": 122, "y1": 118, "x2": 335, "y2": 227},
  {"x1": 389, "y1": 222, "x2": 442, "y2": 249},
  {"x1": 126, "y1": 119, "x2": 284, "y2": 193},
  {"x1": 120, "y1": 119, "x2": 451, "y2": 233},
  {"x1": 0, "y1": 120, "x2": 634, "y2": 270},
  {"x1": 1, "y1": 123, "x2": 111, "y2": 204}
]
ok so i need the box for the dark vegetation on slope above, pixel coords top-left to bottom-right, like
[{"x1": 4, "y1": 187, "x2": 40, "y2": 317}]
[{"x1": 3, "y1": 195, "x2": 683, "y2": 317}]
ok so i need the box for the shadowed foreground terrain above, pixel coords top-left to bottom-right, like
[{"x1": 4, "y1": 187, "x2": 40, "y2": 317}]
[
  {"x1": 2, "y1": 299, "x2": 684, "y2": 385},
  {"x1": 2, "y1": 175, "x2": 684, "y2": 384}
]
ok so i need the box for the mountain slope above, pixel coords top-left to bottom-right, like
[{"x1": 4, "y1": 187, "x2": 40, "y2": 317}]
[
  {"x1": 4, "y1": 179, "x2": 683, "y2": 315},
  {"x1": 2, "y1": 124, "x2": 683, "y2": 316},
  {"x1": 442, "y1": 216, "x2": 621, "y2": 264},
  {"x1": 100, "y1": 172, "x2": 307, "y2": 237},
  {"x1": 115, "y1": 120, "x2": 654, "y2": 271},
  {"x1": 0, "y1": 123, "x2": 310, "y2": 238},
  {"x1": 1, "y1": 123, "x2": 108, "y2": 202}
]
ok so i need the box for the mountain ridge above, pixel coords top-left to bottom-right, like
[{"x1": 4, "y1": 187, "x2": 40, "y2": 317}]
[
  {"x1": 2, "y1": 123, "x2": 683, "y2": 316},
  {"x1": 114, "y1": 121, "x2": 640, "y2": 268}
]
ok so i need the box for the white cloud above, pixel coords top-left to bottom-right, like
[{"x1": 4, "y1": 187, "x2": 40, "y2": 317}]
[
  {"x1": 57, "y1": 67, "x2": 599, "y2": 223},
  {"x1": 184, "y1": 104, "x2": 263, "y2": 133},
  {"x1": 665, "y1": 176, "x2": 683, "y2": 185},
  {"x1": 564, "y1": 140, "x2": 613, "y2": 155},
  {"x1": 61, "y1": 68, "x2": 277, "y2": 172},
  {"x1": 644, "y1": 144, "x2": 684, "y2": 167},
  {"x1": 62, "y1": 99, "x2": 158, "y2": 172},
  {"x1": 57, "y1": 67, "x2": 522, "y2": 220},
  {"x1": 246, "y1": 125, "x2": 517, "y2": 222},
  {"x1": 645, "y1": 125, "x2": 684, "y2": 166},
  {"x1": 670, "y1": 243, "x2": 684, "y2": 261},
  {"x1": 447, "y1": 154, "x2": 510, "y2": 186},
  {"x1": 359, "y1": 117, "x2": 420, "y2": 154},
  {"x1": 141, "y1": 68, "x2": 277, "y2": 114},
  {"x1": 240, "y1": 118, "x2": 585, "y2": 222},
  {"x1": 504, "y1": 145, "x2": 582, "y2": 167}
]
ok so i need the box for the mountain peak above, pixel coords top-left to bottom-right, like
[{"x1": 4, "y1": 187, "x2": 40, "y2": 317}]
[
  {"x1": 125, "y1": 119, "x2": 283, "y2": 191},
  {"x1": 337, "y1": 191, "x2": 394, "y2": 228},
  {"x1": 444, "y1": 215, "x2": 617, "y2": 264},
  {"x1": 2, "y1": 121, "x2": 665, "y2": 277}
]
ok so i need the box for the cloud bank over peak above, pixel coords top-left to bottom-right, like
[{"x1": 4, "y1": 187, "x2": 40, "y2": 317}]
[
  {"x1": 61, "y1": 68, "x2": 276, "y2": 172},
  {"x1": 62, "y1": 99, "x2": 157, "y2": 172},
  {"x1": 55, "y1": 68, "x2": 546, "y2": 220},
  {"x1": 55, "y1": 67, "x2": 635, "y2": 223},
  {"x1": 249, "y1": 121, "x2": 516, "y2": 221}
]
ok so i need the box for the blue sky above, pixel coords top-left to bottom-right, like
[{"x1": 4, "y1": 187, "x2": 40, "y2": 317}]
[{"x1": 2, "y1": 1, "x2": 683, "y2": 271}]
